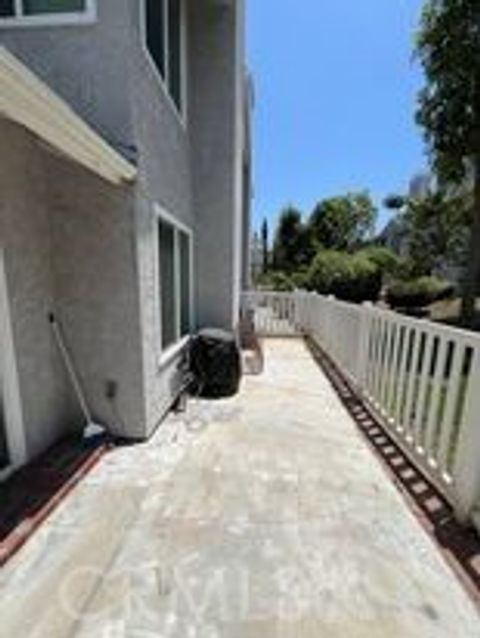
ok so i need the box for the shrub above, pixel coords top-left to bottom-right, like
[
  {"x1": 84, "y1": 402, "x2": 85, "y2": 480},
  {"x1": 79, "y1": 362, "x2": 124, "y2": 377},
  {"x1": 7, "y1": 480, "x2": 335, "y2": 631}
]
[
  {"x1": 356, "y1": 246, "x2": 402, "y2": 279},
  {"x1": 386, "y1": 276, "x2": 455, "y2": 309},
  {"x1": 290, "y1": 268, "x2": 309, "y2": 290},
  {"x1": 256, "y1": 271, "x2": 295, "y2": 292},
  {"x1": 306, "y1": 250, "x2": 382, "y2": 302}
]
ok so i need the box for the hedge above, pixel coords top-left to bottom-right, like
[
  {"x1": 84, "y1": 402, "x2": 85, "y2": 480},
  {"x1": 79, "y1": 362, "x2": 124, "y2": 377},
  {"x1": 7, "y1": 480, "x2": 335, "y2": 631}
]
[
  {"x1": 256, "y1": 271, "x2": 295, "y2": 292},
  {"x1": 306, "y1": 250, "x2": 382, "y2": 302},
  {"x1": 386, "y1": 276, "x2": 454, "y2": 309}
]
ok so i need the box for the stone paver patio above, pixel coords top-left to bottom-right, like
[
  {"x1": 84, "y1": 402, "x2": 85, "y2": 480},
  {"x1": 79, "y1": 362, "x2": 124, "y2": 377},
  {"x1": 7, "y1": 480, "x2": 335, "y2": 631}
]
[{"x1": 0, "y1": 339, "x2": 479, "y2": 637}]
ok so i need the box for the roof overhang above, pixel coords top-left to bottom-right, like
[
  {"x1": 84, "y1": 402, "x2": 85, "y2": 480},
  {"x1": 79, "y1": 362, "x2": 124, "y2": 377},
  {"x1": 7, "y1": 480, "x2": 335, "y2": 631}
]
[{"x1": 0, "y1": 46, "x2": 136, "y2": 186}]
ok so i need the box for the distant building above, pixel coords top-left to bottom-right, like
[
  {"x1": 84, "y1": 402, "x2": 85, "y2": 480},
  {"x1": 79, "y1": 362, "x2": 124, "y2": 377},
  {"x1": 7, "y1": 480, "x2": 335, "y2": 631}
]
[{"x1": 409, "y1": 172, "x2": 434, "y2": 199}]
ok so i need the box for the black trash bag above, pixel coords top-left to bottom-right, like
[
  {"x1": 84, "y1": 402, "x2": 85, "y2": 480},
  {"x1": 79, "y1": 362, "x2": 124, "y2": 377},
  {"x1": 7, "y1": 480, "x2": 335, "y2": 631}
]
[{"x1": 189, "y1": 328, "x2": 242, "y2": 399}]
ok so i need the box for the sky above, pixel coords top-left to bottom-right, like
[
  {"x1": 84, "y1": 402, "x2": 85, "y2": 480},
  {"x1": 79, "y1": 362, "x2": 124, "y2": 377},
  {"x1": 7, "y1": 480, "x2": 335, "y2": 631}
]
[{"x1": 246, "y1": 0, "x2": 427, "y2": 235}]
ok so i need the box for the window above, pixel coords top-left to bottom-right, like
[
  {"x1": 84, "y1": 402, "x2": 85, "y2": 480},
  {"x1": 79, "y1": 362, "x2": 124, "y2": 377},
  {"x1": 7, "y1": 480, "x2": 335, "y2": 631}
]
[
  {"x1": 145, "y1": 0, "x2": 165, "y2": 79},
  {"x1": 157, "y1": 213, "x2": 192, "y2": 352},
  {"x1": 145, "y1": 0, "x2": 184, "y2": 114},
  {"x1": 179, "y1": 230, "x2": 191, "y2": 336},
  {"x1": 0, "y1": 0, "x2": 94, "y2": 23}
]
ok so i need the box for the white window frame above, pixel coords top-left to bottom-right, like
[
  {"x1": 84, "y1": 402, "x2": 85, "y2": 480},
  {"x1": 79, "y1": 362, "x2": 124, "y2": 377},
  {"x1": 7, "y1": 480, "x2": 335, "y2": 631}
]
[
  {"x1": 140, "y1": 0, "x2": 188, "y2": 127},
  {"x1": 0, "y1": 0, "x2": 96, "y2": 28},
  {"x1": 153, "y1": 204, "x2": 194, "y2": 369}
]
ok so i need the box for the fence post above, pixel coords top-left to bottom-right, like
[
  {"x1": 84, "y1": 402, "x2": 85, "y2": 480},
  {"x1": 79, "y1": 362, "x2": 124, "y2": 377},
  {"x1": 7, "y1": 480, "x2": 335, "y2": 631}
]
[
  {"x1": 452, "y1": 348, "x2": 480, "y2": 524},
  {"x1": 293, "y1": 290, "x2": 304, "y2": 333},
  {"x1": 308, "y1": 292, "x2": 317, "y2": 341},
  {"x1": 356, "y1": 302, "x2": 372, "y2": 392},
  {"x1": 325, "y1": 295, "x2": 336, "y2": 356}
]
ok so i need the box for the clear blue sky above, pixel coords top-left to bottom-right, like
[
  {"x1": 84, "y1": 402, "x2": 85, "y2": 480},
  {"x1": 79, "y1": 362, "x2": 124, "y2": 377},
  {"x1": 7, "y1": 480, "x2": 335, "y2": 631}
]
[{"x1": 247, "y1": 0, "x2": 427, "y2": 235}]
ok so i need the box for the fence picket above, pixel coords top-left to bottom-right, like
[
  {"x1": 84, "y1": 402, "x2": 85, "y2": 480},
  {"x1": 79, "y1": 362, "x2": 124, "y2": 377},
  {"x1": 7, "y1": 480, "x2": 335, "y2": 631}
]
[
  {"x1": 423, "y1": 337, "x2": 449, "y2": 466},
  {"x1": 413, "y1": 331, "x2": 435, "y2": 452},
  {"x1": 402, "y1": 328, "x2": 423, "y2": 442},
  {"x1": 437, "y1": 342, "x2": 464, "y2": 477},
  {"x1": 393, "y1": 326, "x2": 411, "y2": 431}
]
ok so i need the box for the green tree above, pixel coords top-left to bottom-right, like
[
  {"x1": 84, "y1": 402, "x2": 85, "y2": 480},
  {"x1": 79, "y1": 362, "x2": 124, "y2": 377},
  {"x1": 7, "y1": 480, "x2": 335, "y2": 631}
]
[
  {"x1": 416, "y1": 0, "x2": 480, "y2": 324},
  {"x1": 261, "y1": 218, "x2": 269, "y2": 274},
  {"x1": 383, "y1": 194, "x2": 407, "y2": 211},
  {"x1": 273, "y1": 207, "x2": 314, "y2": 272},
  {"x1": 356, "y1": 246, "x2": 403, "y2": 280},
  {"x1": 404, "y1": 191, "x2": 470, "y2": 277},
  {"x1": 309, "y1": 192, "x2": 377, "y2": 251}
]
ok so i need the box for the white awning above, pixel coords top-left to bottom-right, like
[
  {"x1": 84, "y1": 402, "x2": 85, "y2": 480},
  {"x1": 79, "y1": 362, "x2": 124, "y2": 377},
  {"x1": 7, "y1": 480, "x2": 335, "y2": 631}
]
[{"x1": 0, "y1": 46, "x2": 136, "y2": 185}]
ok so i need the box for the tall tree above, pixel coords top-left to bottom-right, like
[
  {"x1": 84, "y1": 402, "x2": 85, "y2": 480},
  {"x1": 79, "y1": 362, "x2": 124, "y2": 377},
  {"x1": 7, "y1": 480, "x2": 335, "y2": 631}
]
[
  {"x1": 273, "y1": 207, "x2": 313, "y2": 272},
  {"x1": 383, "y1": 190, "x2": 470, "y2": 277},
  {"x1": 261, "y1": 218, "x2": 269, "y2": 273},
  {"x1": 404, "y1": 191, "x2": 470, "y2": 276},
  {"x1": 416, "y1": 0, "x2": 480, "y2": 323},
  {"x1": 309, "y1": 192, "x2": 377, "y2": 251}
]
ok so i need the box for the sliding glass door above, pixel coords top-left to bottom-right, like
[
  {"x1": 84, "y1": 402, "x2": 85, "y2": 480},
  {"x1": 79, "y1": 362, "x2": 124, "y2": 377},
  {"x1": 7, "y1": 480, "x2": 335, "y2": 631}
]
[
  {"x1": 0, "y1": 393, "x2": 8, "y2": 470},
  {"x1": 0, "y1": 262, "x2": 11, "y2": 472}
]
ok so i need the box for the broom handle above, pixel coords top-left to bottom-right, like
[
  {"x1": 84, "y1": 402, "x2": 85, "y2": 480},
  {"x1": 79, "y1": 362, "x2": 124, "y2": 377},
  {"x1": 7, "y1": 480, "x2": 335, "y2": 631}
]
[{"x1": 49, "y1": 314, "x2": 93, "y2": 424}]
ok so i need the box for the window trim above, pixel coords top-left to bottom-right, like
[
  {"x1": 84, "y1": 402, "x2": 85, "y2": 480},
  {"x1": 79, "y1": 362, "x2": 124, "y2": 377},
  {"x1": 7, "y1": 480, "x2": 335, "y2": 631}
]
[
  {"x1": 140, "y1": 0, "x2": 188, "y2": 128},
  {"x1": 0, "y1": 0, "x2": 96, "y2": 28},
  {"x1": 153, "y1": 204, "x2": 194, "y2": 368}
]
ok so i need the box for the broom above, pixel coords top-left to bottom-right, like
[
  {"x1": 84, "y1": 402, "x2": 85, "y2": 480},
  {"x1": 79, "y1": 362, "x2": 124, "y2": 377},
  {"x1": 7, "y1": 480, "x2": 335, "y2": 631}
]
[{"x1": 48, "y1": 313, "x2": 106, "y2": 440}]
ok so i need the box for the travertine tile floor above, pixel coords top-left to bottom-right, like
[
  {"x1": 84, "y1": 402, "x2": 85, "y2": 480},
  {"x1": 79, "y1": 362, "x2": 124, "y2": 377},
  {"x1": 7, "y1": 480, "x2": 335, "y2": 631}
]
[{"x1": 0, "y1": 339, "x2": 479, "y2": 637}]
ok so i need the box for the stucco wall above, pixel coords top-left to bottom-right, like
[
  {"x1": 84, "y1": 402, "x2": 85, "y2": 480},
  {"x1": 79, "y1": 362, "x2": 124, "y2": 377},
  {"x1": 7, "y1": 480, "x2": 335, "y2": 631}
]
[
  {"x1": 0, "y1": 0, "x2": 247, "y2": 444},
  {"x1": 188, "y1": 0, "x2": 244, "y2": 329},
  {"x1": 126, "y1": 0, "x2": 193, "y2": 227},
  {"x1": 125, "y1": 1, "x2": 195, "y2": 435},
  {"x1": 46, "y1": 155, "x2": 146, "y2": 441},
  {"x1": 0, "y1": 0, "x2": 135, "y2": 160},
  {"x1": 0, "y1": 119, "x2": 149, "y2": 462},
  {"x1": 134, "y1": 192, "x2": 189, "y2": 435},
  {"x1": 0, "y1": 0, "x2": 246, "y2": 331},
  {"x1": 0, "y1": 121, "x2": 78, "y2": 461},
  {"x1": 0, "y1": 2, "x2": 193, "y2": 442},
  {"x1": 130, "y1": 0, "x2": 246, "y2": 434}
]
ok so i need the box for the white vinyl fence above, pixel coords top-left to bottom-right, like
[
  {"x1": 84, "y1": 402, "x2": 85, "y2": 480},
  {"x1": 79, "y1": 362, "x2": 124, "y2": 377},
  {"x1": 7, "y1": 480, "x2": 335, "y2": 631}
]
[
  {"x1": 241, "y1": 291, "x2": 302, "y2": 336},
  {"x1": 241, "y1": 290, "x2": 480, "y2": 526}
]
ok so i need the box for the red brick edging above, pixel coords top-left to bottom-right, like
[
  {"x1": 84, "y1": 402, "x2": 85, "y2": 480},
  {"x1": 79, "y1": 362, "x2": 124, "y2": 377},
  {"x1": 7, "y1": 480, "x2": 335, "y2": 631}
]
[{"x1": 0, "y1": 443, "x2": 108, "y2": 568}]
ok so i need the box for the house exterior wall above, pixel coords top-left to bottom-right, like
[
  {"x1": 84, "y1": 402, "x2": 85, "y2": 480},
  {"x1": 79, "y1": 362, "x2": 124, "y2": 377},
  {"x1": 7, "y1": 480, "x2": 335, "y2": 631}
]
[
  {"x1": 0, "y1": 0, "x2": 249, "y2": 452},
  {"x1": 241, "y1": 74, "x2": 254, "y2": 290},
  {"x1": 126, "y1": 1, "x2": 195, "y2": 434},
  {"x1": 0, "y1": 118, "x2": 149, "y2": 458},
  {"x1": 45, "y1": 155, "x2": 147, "y2": 441},
  {"x1": 0, "y1": 0, "x2": 136, "y2": 160},
  {"x1": 0, "y1": 121, "x2": 78, "y2": 462},
  {"x1": 129, "y1": 0, "x2": 247, "y2": 435},
  {"x1": 189, "y1": 0, "x2": 245, "y2": 328}
]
